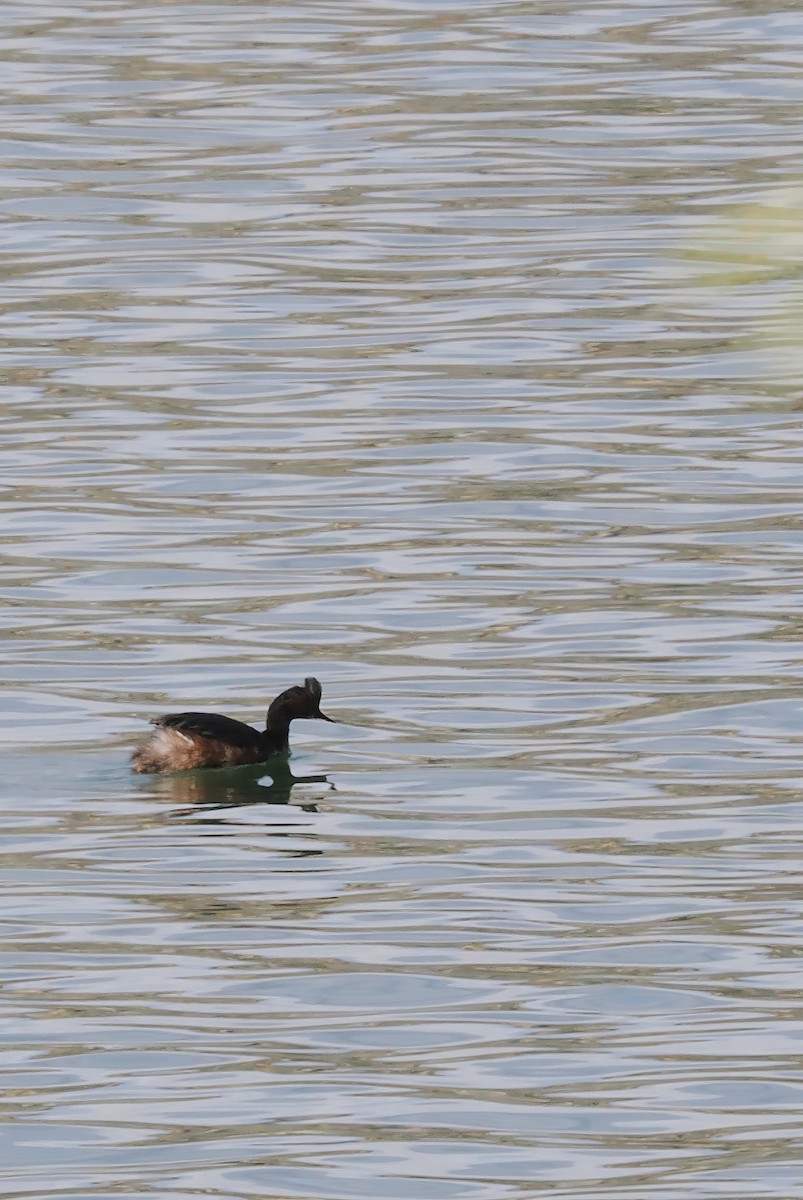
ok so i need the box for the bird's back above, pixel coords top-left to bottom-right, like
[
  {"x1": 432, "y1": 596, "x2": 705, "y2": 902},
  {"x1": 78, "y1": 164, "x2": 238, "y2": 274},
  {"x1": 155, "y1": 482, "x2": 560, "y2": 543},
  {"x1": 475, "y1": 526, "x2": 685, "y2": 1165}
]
[
  {"x1": 152, "y1": 711, "x2": 263, "y2": 748},
  {"x1": 133, "y1": 710, "x2": 266, "y2": 773}
]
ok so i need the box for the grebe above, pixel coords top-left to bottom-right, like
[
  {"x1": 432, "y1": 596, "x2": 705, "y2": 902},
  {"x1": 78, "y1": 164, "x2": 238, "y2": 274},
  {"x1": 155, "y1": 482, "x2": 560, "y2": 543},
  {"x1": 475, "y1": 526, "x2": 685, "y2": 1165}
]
[{"x1": 132, "y1": 676, "x2": 334, "y2": 774}]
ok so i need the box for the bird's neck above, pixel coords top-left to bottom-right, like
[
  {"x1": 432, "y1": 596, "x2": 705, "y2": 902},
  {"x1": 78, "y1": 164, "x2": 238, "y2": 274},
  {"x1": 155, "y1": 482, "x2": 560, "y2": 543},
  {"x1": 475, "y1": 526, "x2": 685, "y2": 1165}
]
[{"x1": 264, "y1": 706, "x2": 291, "y2": 752}]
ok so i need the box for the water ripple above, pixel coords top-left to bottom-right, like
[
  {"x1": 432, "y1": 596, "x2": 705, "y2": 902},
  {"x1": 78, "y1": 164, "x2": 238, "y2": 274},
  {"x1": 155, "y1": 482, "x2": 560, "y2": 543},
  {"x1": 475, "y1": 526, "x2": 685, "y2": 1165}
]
[{"x1": 3, "y1": 1, "x2": 803, "y2": 1198}]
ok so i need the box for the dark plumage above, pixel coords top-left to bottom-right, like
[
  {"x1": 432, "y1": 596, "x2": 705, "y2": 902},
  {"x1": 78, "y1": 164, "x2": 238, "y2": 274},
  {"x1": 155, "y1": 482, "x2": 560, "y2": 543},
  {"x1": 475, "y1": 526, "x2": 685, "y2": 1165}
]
[{"x1": 132, "y1": 677, "x2": 334, "y2": 774}]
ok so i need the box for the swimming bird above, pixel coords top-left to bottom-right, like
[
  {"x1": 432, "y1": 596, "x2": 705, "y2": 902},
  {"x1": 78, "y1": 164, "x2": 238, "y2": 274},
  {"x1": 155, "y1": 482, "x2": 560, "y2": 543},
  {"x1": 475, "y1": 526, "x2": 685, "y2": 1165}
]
[{"x1": 131, "y1": 677, "x2": 334, "y2": 774}]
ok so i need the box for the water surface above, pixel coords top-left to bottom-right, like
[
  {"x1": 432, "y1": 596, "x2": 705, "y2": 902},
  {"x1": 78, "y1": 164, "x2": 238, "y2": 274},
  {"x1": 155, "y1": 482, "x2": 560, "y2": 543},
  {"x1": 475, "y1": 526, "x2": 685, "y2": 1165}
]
[{"x1": 4, "y1": 2, "x2": 803, "y2": 1197}]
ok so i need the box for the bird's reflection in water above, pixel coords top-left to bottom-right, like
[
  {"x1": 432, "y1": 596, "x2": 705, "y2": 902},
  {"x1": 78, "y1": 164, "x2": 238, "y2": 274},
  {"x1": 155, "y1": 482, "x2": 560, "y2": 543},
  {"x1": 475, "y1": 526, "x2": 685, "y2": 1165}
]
[{"x1": 166, "y1": 757, "x2": 331, "y2": 826}]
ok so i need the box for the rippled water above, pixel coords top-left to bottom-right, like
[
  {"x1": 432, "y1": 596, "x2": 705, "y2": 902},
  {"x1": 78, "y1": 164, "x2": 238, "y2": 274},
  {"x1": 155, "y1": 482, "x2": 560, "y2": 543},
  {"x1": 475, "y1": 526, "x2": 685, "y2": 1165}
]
[{"x1": 4, "y1": 2, "x2": 803, "y2": 1197}]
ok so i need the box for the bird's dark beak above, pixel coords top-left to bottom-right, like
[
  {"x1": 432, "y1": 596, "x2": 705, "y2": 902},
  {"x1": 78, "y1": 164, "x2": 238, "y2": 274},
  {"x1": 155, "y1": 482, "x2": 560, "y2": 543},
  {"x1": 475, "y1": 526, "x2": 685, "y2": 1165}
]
[{"x1": 316, "y1": 710, "x2": 336, "y2": 722}]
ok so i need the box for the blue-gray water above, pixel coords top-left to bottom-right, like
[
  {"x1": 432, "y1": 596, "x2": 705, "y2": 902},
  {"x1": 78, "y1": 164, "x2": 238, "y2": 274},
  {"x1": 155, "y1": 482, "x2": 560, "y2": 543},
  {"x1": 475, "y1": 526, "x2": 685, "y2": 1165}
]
[{"x1": 4, "y1": 2, "x2": 803, "y2": 1197}]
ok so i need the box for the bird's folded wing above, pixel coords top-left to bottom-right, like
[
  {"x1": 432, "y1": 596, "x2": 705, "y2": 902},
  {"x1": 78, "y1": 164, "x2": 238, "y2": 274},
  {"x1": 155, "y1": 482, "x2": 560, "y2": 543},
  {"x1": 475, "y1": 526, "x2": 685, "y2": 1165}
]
[{"x1": 151, "y1": 712, "x2": 262, "y2": 748}]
